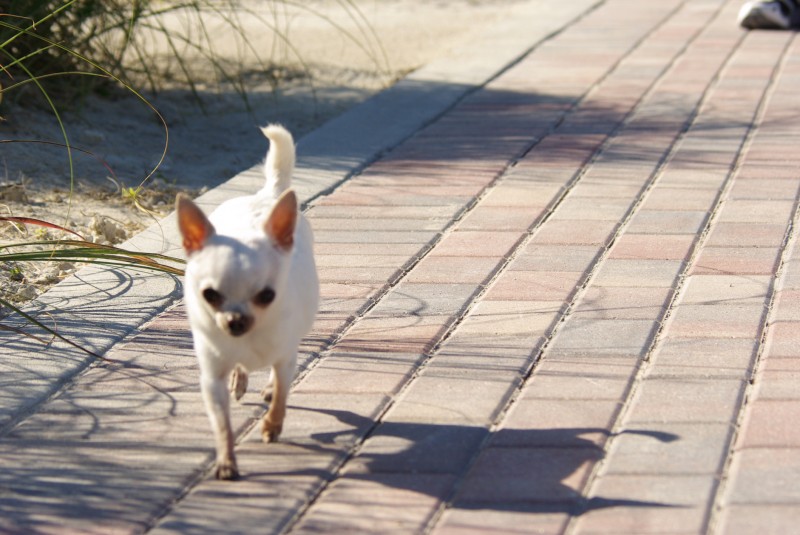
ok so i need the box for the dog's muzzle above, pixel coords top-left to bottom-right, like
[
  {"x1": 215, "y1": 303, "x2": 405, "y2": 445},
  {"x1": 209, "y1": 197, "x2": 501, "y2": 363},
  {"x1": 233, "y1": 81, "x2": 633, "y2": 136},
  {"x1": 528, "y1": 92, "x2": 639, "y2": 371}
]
[{"x1": 224, "y1": 312, "x2": 253, "y2": 337}]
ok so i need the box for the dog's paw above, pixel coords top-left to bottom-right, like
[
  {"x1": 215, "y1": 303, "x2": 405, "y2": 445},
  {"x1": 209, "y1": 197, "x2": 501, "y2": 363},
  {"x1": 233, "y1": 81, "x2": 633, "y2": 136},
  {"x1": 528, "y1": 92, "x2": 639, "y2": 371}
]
[
  {"x1": 215, "y1": 460, "x2": 240, "y2": 481},
  {"x1": 262, "y1": 420, "x2": 282, "y2": 443},
  {"x1": 229, "y1": 366, "x2": 248, "y2": 401},
  {"x1": 260, "y1": 384, "x2": 273, "y2": 403}
]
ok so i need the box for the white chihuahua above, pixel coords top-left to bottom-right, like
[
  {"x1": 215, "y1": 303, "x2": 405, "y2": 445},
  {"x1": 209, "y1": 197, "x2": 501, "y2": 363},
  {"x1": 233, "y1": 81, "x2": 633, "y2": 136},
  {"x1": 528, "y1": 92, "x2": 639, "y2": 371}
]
[{"x1": 176, "y1": 125, "x2": 319, "y2": 480}]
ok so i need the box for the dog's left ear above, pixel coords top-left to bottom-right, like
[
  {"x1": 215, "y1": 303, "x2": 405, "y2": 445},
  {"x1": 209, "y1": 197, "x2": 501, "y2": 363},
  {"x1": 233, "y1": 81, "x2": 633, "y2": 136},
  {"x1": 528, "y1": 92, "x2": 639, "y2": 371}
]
[
  {"x1": 265, "y1": 189, "x2": 297, "y2": 251},
  {"x1": 176, "y1": 194, "x2": 216, "y2": 254}
]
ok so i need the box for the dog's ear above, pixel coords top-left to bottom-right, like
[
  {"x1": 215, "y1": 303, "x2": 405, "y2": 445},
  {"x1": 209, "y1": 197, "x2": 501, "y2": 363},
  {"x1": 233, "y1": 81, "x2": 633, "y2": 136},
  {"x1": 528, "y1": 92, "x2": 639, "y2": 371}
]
[
  {"x1": 176, "y1": 194, "x2": 215, "y2": 254},
  {"x1": 265, "y1": 189, "x2": 297, "y2": 251}
]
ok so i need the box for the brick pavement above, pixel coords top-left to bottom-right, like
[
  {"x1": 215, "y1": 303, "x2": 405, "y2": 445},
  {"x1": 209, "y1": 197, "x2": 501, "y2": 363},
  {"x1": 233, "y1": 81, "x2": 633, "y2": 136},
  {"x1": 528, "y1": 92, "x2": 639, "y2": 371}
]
[{"x1": 2, "y1": 0, "x2": 799, "y2": 533}]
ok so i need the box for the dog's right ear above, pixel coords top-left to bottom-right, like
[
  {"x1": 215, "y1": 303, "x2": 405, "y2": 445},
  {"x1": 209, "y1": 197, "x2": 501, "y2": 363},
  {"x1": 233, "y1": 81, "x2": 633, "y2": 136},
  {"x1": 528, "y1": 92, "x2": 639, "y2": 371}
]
[{"x1": 176, "y1": 194, "x2": 215, "y2": 254}]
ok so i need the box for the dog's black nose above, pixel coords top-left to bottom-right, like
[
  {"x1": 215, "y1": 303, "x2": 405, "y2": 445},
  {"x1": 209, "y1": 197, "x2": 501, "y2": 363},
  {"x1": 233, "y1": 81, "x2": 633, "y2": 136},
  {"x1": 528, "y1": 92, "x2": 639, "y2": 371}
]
[{"x1": 226, "y1": 313, "x2": 253, "y2": 337}]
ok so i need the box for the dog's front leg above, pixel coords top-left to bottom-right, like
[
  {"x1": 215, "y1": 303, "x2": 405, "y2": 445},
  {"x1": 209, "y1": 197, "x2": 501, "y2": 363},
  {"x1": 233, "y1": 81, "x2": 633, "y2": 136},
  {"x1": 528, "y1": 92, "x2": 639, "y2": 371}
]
[
  {"x1": 262, "y1": 356, "x2": 294, "y2": 443},
  {"x1": 201, "y1": 372, "x2": 239, "y2": 480}
]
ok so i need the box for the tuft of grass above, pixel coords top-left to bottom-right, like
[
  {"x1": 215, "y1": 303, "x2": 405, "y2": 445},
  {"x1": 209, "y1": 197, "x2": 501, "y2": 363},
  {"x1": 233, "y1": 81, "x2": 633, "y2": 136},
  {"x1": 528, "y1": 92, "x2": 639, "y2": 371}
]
[
  {"x1": 0, "y1": 1, "x2": 390, "y2": 105},
  {"x1": 1, "y1": 0, "x2": 389, "y2": 210},
  {"x1": 0, "y1": 237, "x2": 183, "y2": 276}
]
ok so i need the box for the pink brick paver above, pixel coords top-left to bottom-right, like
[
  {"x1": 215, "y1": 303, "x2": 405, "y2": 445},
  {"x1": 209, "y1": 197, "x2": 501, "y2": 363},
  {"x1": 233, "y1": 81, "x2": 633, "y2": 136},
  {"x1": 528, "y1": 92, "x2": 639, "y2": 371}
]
[{"x1": 2, "y1": 0, "x2": 799, "y2": 533}]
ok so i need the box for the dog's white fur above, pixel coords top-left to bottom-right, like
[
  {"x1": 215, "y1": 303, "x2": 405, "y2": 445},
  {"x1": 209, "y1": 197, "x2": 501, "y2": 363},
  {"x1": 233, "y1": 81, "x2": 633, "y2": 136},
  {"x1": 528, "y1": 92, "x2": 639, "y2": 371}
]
[{"x1": 176, "y1": 125, "x2": 319, "y2": 480}]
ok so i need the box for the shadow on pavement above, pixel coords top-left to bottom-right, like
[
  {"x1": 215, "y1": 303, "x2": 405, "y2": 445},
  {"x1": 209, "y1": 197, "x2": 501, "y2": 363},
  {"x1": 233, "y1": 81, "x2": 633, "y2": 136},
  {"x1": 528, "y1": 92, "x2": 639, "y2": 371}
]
[{"x1": 299, "y1": 407, "x2": 681, "y2": 516}]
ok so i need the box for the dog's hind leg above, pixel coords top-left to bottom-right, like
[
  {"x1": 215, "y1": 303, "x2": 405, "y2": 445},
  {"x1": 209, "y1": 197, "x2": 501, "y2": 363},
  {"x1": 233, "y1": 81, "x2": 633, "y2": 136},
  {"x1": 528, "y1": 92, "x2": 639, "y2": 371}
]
[
  {"x1": 229, "y1": 365, "x2": 248, "y2": 401},
  {"x1": 262, "y1": 356, "x2": 295, "y2": 443},
  {"x1": 260, "y1": 369, "x2": 274, "y2": 402}
]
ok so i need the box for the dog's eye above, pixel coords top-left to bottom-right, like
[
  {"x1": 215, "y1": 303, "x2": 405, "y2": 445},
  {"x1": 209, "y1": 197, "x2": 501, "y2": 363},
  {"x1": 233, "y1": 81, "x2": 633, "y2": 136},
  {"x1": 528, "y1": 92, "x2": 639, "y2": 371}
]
[
  {"x1": 253, "y1": 287, "x2": 276, "y2": 307},
  {"x1": 202, "y1": 288, "x2": 224, "y2": 307}
]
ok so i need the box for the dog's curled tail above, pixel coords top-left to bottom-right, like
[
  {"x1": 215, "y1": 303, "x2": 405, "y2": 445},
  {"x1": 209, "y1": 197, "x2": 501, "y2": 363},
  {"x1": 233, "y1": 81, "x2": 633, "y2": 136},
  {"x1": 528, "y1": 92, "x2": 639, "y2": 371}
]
[{"x1": 261, "y1": 124, "x2": 296, "y2": 197}]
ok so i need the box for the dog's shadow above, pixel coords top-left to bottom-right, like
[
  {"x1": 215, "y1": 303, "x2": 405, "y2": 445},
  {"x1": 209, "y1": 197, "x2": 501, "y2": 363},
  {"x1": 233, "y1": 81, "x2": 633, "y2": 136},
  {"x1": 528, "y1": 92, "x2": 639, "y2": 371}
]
[{"x1": 262, "y1": 406, "x2": 680, "y2": 516}]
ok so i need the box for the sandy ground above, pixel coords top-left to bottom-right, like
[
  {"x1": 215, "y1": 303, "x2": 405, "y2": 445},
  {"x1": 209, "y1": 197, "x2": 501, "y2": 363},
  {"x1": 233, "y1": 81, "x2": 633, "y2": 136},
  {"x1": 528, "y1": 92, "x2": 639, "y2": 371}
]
[{"x1": 0, "y1": 0, "x2": 526, "y2": 304}]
